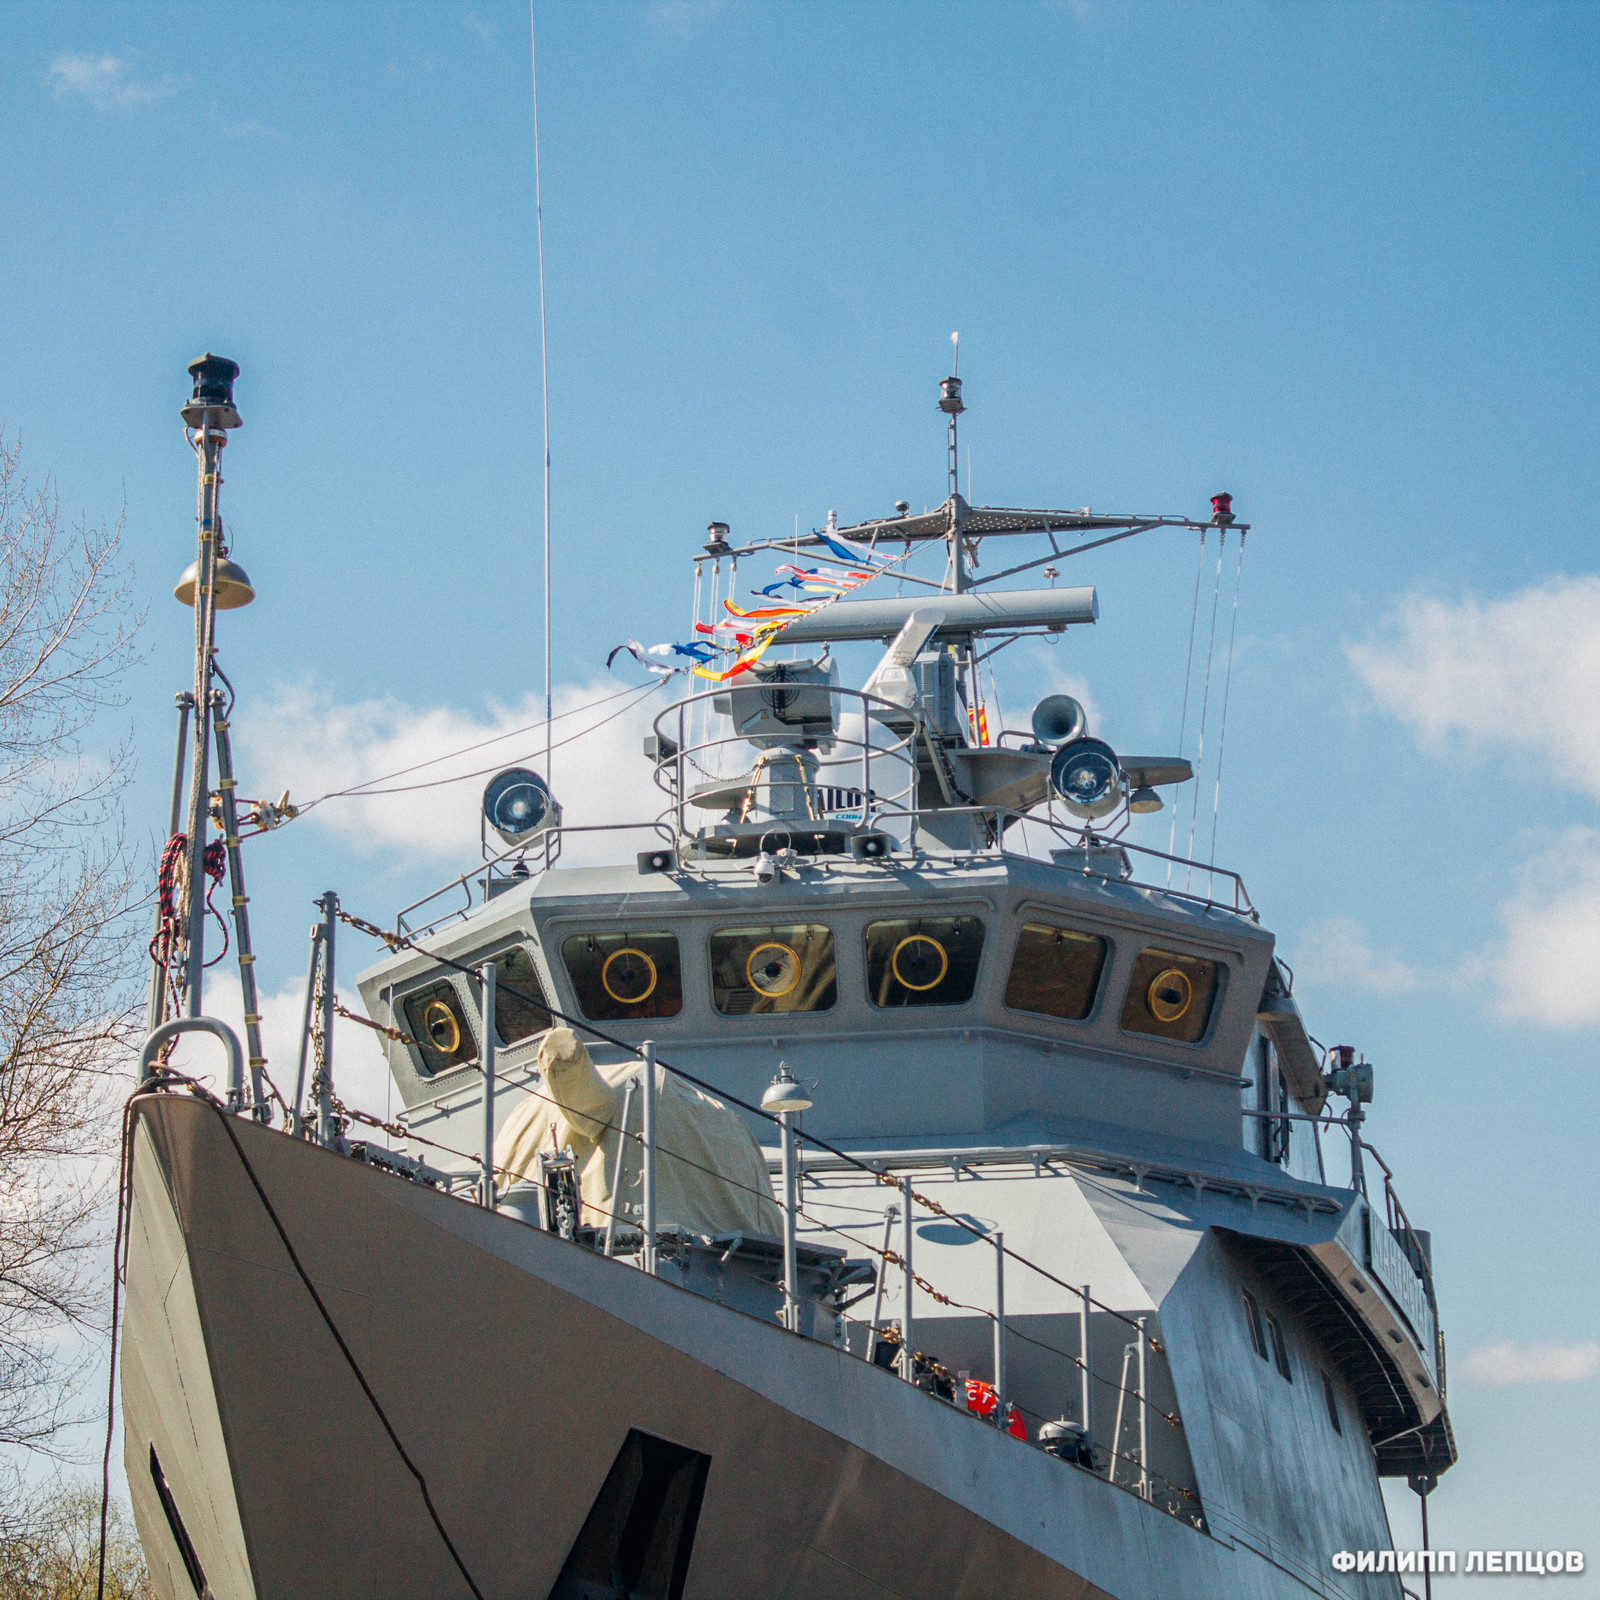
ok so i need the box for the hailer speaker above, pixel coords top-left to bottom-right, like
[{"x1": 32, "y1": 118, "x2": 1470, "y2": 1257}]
[
  {"x1": 850, "y1": 832, "x2": 893, "y2": 861},
  {"x1": 637, "y1": 848, "x2": 677, "y2": 875},
  {"x1": 1031, "y1": 694, "x2": 1087, "y2": 747}
]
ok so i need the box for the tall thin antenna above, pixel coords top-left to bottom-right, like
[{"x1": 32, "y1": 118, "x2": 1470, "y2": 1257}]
[{"x1": 530, "y1": 3, "x2": 553, "y2": 778}]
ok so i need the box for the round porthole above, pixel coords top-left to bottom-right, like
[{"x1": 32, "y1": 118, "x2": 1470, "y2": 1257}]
[
  {"x1": 602, "y1": 947, "x2": 658, "y2": 1005},
  {"x1": 891, "y1": 934, "x2": 949, "y2": 992},
  {"x1": 746, "y1": 942, "x2": 802, "y2": 998},
  {"x1": 1148, "y1": 968, "x2": 1193, "y2": 1023},
  {"x1": 423, "y1": 999, "x2": 462, "y2": 1054}
]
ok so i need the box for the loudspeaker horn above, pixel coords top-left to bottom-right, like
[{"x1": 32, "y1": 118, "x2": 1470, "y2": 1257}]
[{"x1": 1031, "y1": 694, "x2": 1087, "y2": 747}]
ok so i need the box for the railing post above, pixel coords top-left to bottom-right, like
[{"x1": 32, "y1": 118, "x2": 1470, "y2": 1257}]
[
  {"x1": 292, "y1": 922, "x2": 322, "y2": 1131},
  {"x1": 1137, "y1": 1315, "x2": 1150, "y2": 1500},
  {"x1": 603, "y1": 1078, "x2": 637, "y2": 1259},
  {"x1": 640, "y1": 1040, "x2": 657, "y2": 1274},
  {"x1": 992, "y1": 1229, "x2": 1006, "y2": 1408},
  {"x1": 480, "y1": 960, "x2": 496, "y2": 1208},
  {"x1": 780, "y1": 1107, "x2": 799, "y2": 1332},
  {"x1": 1080, "y1": 1284, "x2": 1093, "y2": 1446},
  {"x1": 316, "y1": 891, "x2": 338, "y2": 1148},
  {"x1": 868, "y1": 1203, "x2": 897, "y2": 1363},
  {"x1": 899, "y1": 1176, "x2": 915, "y2": 1382}
]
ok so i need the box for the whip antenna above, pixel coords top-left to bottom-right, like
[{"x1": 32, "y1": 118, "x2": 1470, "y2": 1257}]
[{"x1": 530, "y1": 3, "x2": 553, "y2": 778}]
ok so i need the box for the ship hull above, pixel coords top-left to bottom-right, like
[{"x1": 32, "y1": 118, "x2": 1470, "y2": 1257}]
[{"x1": 122, "y1": 1095, "x2": 1392, "y2": 1600}]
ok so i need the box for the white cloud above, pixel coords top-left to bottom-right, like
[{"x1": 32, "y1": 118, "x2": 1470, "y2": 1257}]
[
  {"x1": 459, "y1": 9, "x2": 498, "y2": 43},
  {"x1": 166, "y1": 968, "x2": 394, "y2": 1126},
  {"x1": 47, "y1": 52, "x2": 180, "y2": 111},
  {"x1": 1346, "y1": 577, "x2": 1600, "y2": 1029},
  {"x1": 646, "y1": 0, "x2": 731, "y2": 39},
  {"x1": 236, "y1": 677, "x2": 668, "y2": 870},
  {"x1": 1347, "y1": 575, "x2": 1600, "y2": 802},
  {"x1": 1458, "y1": 1339, "x2": 1600, "y2": 1386},
  {"x1": 1291, "y1": 914, "x2": 1424, "y2": 995},
  {"x1": 1482, "y1": 829, "x2": 1600, "y2": 1026}
]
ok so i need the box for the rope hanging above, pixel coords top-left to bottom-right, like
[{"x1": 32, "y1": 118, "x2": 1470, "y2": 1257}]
[
  {"x1": 1207, "y1": 533, "x2": 1247, "y2": 873},
  {"x1": 1167, "y1": 529, "x2": 1207, "y2": 885},
  {"x1": 1185, "y1": 530, "x2": 1227, "y2": 890}
]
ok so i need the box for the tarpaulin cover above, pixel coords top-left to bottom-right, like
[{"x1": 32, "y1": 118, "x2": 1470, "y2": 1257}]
[{"x1": 494, "y1": 1028, "x2": 782, "y2": 1236}]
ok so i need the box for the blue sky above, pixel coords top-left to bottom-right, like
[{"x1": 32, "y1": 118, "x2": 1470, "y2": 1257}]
[{"x1": 4, "y1": 0, "x2": 1598, "y2": 1579}]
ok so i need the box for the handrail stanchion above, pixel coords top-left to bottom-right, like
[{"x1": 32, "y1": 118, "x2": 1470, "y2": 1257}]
[
  {"x1": 316, "y1": 891, "x2": 338, "y2": 1148},
  {"x1": 992, "y1": 1228, "x2": 1006, "y2": 1409},
  {"x1": 780, "y1": 1107, "x2": 799, "y2": 1332},
  {"x1": 867, "y1": 1204, "x2": 897, "y2": 1362},
  {"x1": 1137, "y1": 1315, "x2": 1150, "y2": 1500},
  {"x1": 640, "y1": 1040, "x2": 657, "y2": 1274},
  {"x1": 479, "y1": 960, "x2": 496, "y2": 1208},
  {"x1": 899, "y1": 1176, "x2": 915, "y2": 1382},
  {"x1": 604, "y1": 1078, "x2": 637, "y2": 1259},
  {"x1": 291, "y1": 922, "x2": 322, "y2": 1129},
  {"x1": 1080, "y1": 1284, "x2": 1093, "y2": 1448}
]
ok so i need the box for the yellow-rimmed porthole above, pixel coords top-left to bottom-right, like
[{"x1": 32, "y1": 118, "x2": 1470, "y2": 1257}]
[
  {"x1": 602, "y1": 947, "x2": 658, "y2": 1004},
  {"x1": 891, "y1": 934, "x2": 948, "y2": 992},
  {"x1": 1147, "y1": 967, "x2": 1193, "y2": 1023},
  {"x1": 865, "y1": 916, "x2": 985, "y2": 1008},
  {"x1": 562, "y1": 931, "x2": 682, "y2": 1022},
  {"x1": 747, "y1": 943, "x2": 801, "y2": 998},
  {"x1": 1120, "y1": 947, "x2": 1220, "y2": 1044},
  {"x1": 710, "y1": 925, "x2": 836, "y2": 1015},
  {"x1": 402, "y1": 980, "x2": 477, "y2": 1076}
]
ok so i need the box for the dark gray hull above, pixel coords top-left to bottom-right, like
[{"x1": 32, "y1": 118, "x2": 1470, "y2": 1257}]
[{"x1": 123, "y1": 1095, "x2": 1394, "y2": 1600}]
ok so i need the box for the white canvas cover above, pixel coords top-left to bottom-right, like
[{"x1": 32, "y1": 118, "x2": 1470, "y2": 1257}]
[{"x1": 494, "y1": 1029, "x2": 782, "y2": 1237}]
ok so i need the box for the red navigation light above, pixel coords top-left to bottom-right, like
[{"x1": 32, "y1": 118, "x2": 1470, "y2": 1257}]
[{"x1": 1211, "y1": 493, "x2": 1235, "y2": 525}]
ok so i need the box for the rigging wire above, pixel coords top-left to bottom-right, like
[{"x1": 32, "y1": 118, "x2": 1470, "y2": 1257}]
[
  {"x1": 296, "y1": 681, "x2": 662, "y2": 810},
  {"x1": 1184, "y1": 530, "x2": 1226, "y2": 892},
  {"x1": 1206, "y1": 532, "x2": 1247, "y2": 880},
  {"x1": 1166, "y1": 529, "x2": 1206, "y2": 886},
  {"x1": 530, "y1": 2, "x2": 553, "y2": 786}
]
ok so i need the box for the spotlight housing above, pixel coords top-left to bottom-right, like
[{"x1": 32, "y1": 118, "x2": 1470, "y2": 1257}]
[
  {"x1": 1050, "y1": 737, "x2": 1125, "y2": 819},
  {"x1": 482, "y1": 768, "x2": 560, "y2": 846}
]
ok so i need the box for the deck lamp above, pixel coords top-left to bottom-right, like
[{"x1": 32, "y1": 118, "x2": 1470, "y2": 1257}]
[{"x1": 761, "y1": 1066, "x2": 813, "y2": 1115}]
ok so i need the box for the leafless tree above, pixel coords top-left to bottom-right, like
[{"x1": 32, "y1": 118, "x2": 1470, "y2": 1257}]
[
  {"x1": 0, "y1": 1481, "x2": 152, "y2": 1599},
  {"x1": 0, "y1": 433, "x2": 141, "y2": 1465}
]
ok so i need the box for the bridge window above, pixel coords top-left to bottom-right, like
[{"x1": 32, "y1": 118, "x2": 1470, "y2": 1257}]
[
  {"x1": 403, "y1": 980, "x2": 477, "y2": 1075},
  {"x1": 1265, "y1": 1311, "x2": 1293, "y2": 1382},
  {"x1": 1322, "y1": 1370, "x2": 1342, "y2": 1433},
  {"x1": 562, "y1": 931, "x2": 683, "y2": 1022},
  {"x1": 477, "y1": 945, "x2": 554, "y2": 1046},
  {"x1": 710, "y1": 924, "x2": 836, "y2": 1015},
  {"x1": 1120, "y1": 947, "x2": 1220, "y2": 1044},
  {"x1": 865, "y1": 916, "x2": 985, "y2": 1008},
  {"x1": 1242, "y1": 1288, "x2": 1268, "y2": 1361},
  {"x1": 1003, "y1": 923, "x2": 1108, "y2": 1021}
]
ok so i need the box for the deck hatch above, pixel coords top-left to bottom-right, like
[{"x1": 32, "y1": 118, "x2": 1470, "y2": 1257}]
[{"x1": 548, "y1": 1428, "x2": 710, "y2": 1600}]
